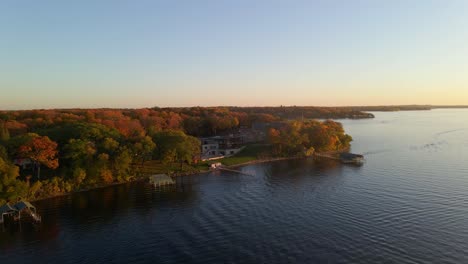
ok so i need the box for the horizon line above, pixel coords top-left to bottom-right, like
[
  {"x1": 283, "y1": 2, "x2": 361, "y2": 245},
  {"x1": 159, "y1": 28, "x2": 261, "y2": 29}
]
[{"x1": 1, "y1": 104, "x2": 468, "y2": 112}]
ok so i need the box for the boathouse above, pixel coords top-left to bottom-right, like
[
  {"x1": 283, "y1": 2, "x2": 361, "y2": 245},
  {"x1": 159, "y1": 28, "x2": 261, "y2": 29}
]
[
  {"x1": 15, "y1": 201, "x2": 41, "y2": 223},
  {"x1": 0, "y1": 203, "x2": 18, "y2": 224},
  {"x1": 0, "y1": 200, "x2": 41, "y2": 225},
  {"x1": 14, "y1": 201, "x2": 37, "y2": 215}
]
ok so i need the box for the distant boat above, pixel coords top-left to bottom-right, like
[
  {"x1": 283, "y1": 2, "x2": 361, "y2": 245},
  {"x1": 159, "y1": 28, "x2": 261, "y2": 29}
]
[{"x1": 339, "y1": 153, "x2": 365, "y2": 164}]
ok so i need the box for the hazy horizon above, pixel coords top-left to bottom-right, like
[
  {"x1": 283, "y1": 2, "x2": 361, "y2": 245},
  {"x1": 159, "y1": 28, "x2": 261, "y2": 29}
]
[
  {"x1": 3, "y1": 104, "x2": 468, "y2": 112},
  {"x1": 2, "y1": 1, "x2": 468, "y2": 109}
]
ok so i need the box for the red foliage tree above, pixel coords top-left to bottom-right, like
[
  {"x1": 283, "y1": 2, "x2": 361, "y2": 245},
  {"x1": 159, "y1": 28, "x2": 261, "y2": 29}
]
[{"x1": 18, "y1": 135, "x2": 59, "y2": 178}]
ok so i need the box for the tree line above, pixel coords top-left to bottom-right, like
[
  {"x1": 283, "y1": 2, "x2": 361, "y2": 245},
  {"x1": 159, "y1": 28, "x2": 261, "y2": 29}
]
[
  {"x1": 268, "y1": 120, "x2": 352, "y2": 157},
  {"x1": 0, "y1": 120, "x2": 201, "y2": 205}
]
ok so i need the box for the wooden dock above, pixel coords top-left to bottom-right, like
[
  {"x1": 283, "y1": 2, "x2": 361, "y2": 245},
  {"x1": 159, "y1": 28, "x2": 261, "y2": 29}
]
[
  {"x1": 315, "y1": 152, "x2": 365, "y2": 165},
  {"x1": 149, "y1": 174, "x2": 175, "y2": 187},
  {"x1": 217, "y1": 167, "x2": 255, "y2": 176}
]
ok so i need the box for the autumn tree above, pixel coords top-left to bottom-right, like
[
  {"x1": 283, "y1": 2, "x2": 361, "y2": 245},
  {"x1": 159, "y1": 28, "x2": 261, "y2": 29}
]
[
  {"x1": 0, "y1": 155, "x2": 28, "y2": 204},
  {"x1": 100, "y1": 137, "x2": 119, "y2": 156},
  {"x1": 17, "y1": 134, "x2": 59, "y2": 179},
  {"x1": 268, "y1": 128, "x2": 282, "y2": 155},
  {"x1": 113, "y1": 148, "x2": 133, "y2": 181},
  {"x1": 302, "y1": 120, "x2": 352, "y2": 152},
  {"x1": 0, "y1": 121, "x2": 10, "y2": 142},
  {"x1": 72, "y1": 167, "x2": 87, "y2": 188},
  {"x1": 88, "y1": 153, "x2": 113, "y2": 184},
  {"x1": 267, "y1": 120, "x2": 352, "y2": 156},
  {"x1": 183, "y1": 116, "x2": 203, "y2": 136}
]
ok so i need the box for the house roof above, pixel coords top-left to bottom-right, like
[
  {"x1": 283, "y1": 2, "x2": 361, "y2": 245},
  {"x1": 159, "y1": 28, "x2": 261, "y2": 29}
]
[
  {"x1": 0, "y1": 203, "x2": 18, "y2": 214},
  {"x1": 13, "y1": 201, "x2": 36, "y2": 211}
]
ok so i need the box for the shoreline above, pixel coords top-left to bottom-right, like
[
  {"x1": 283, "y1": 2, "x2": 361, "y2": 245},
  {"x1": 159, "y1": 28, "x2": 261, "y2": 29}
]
[
  {"x1": 223, "y1": 156, "x2": 302, "y2": 169},
  {"x1": 31, "y1": 156, "x2": 303, "y2": 203}
]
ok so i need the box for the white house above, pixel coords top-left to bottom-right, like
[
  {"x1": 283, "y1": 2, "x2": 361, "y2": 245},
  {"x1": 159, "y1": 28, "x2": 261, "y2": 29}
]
[{"x1": 200, "y1": 135, "x2": 244, "y2": 161}]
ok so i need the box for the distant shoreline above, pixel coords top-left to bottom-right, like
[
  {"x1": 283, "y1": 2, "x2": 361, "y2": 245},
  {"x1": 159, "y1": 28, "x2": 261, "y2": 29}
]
[{"x1": 2, "y1": 105, "x2": 468, "y2": 112}]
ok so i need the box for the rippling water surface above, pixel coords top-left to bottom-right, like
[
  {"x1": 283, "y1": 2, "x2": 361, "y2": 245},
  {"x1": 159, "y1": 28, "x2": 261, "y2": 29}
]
[{"x1": 1, "y1": 109, "x2": 468, "y2": 263}]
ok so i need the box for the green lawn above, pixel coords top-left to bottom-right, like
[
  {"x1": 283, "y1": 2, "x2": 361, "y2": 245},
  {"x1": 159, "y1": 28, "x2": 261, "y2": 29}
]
[
  {"x1": 210, "y1": 144, "x2": 271, "y2": 166},
  {"x1": 138, "y1": 160, "x2": 203, "y2": 175},
  {"x1": 138, "y1": 144, "x2": 272, "y2": 175}
]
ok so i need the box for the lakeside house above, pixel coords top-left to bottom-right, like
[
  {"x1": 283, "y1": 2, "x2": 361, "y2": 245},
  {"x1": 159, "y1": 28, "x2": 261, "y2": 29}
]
[
  {"x1": 200, "y1": 134, "x2": 244, "y2": 161},
  {"x1": 199, "y1": 122, "x2": 288, "y2": 161},
  {"x1": 13, "y1": 158, "x2": 34, "y2": 170}
]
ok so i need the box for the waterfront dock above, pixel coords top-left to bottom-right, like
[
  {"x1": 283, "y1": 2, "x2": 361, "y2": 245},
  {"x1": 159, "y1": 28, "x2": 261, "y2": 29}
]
[
  {"x1": 217, "y1": 167, "x2": 255, "y2": 176},
  {"x1": 315, "y1": 152, "x2": 365, "y2": 165},
  {"x1": 210, "y1": 162, "x2": 255, "y2": 176}
]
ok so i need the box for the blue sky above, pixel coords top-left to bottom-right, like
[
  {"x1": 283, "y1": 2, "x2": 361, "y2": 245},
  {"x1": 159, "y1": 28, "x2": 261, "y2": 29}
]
[{"x1": 1, "y1": 0, "x2": 468, "y2": 109}]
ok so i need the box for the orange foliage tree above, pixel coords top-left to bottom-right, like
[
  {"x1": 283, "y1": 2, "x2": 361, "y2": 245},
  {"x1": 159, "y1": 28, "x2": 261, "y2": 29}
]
[{"x1": 18, "y1": 134, "x2": 59, "y2": 178}]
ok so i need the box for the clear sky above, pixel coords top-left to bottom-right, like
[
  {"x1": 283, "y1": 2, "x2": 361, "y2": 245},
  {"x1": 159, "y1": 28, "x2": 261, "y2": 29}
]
[{"x1": 1, "y1": 0, "x2": 468, "y2": 109}]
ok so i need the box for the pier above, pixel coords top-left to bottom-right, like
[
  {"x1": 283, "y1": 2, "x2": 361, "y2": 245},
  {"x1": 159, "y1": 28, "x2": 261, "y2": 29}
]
[
  {"x1": 217, "y1": 167, "x2": 255, "y2": 176},
  {"x1": 210, "y1": 162, "x2": 255, "y2": 176},
  {"x1": 315, "y1": 152, "x2": 365, "y2": 165}
]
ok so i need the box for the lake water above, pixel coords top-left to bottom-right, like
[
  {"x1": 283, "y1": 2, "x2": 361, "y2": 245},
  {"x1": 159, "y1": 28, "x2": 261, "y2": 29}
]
[{"x1": 1, "y1": 109, "x2": 468, "y2": 264}]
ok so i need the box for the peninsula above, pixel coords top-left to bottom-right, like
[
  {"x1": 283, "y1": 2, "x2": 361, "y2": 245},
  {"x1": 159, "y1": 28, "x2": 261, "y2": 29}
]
[{"x1": 0, "y1": 106, "x2": 357, "y2": 205}]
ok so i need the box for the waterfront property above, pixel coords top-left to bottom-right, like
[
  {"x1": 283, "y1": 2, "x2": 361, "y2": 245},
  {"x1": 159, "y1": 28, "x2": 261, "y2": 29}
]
[{"x1": 200, "y1": 134, "x2": 245, "y2": 161}]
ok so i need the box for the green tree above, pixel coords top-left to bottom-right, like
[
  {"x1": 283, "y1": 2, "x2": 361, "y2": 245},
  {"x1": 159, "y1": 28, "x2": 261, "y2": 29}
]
[
  {"x1": 96, "y1": 153, "x2": 112, "y2": 184},
  {"x1": 114, "y1": 148, "x2": 133, "y2": 181},
  {"x1": 63, "y1": 139, "x2": 96, "y2": 167},
  {"x1": 101, "y1": 137, "x2": 120, "y2": 155},
  {"x1": 0, "y1": 156, "x2": 28, "y2": 203},
  {"x1": 0, "y1": 121, "x2": 10, "y2": 142},
  {"x1": 130, "y1": 136, "x2": 156, "y2": 165},
  {"x1": 72, "y1": 167, "x2": 87, "y2": 188},
  {"x1": 152, "y1": 130, "x2": 201, "y2": 168}
]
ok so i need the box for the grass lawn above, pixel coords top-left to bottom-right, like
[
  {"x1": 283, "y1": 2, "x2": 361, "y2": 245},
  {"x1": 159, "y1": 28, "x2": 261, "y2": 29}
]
[
  {"x1": 138, "y1": 160, "x2": 202, "y2": 175},
  {"x1": 210, "y1": 144, "x2": 271, "y2": 166},
  {"x1": 138, "y1": 144, "x2": 272, "y2": 175}
]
